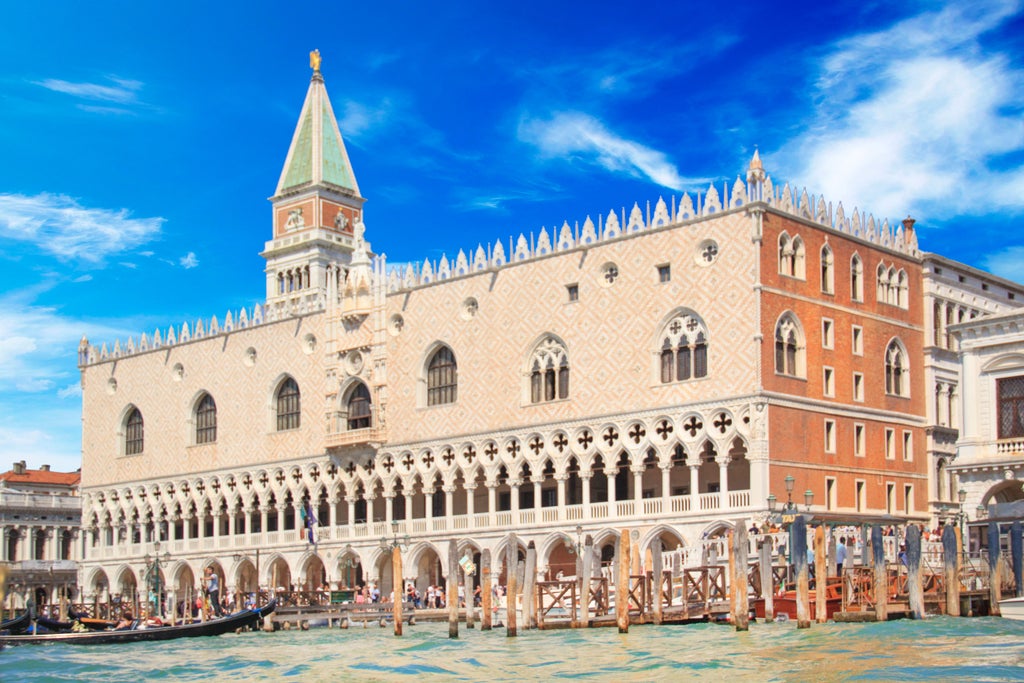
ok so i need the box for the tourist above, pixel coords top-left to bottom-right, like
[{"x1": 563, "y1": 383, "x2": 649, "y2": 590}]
[
  {"x1": 836, "y1": 537, "x2": 848, "y2": 575},
  {"x1": 115, "y1": 611, "x2": 134, "y2": 630}
]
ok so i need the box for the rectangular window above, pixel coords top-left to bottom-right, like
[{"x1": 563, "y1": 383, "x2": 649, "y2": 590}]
[
  {"x1": 657, "y1": 264, "x2": 671, "y2": 283},
  {"x1": 904, "y1": 484, "x2": 914, "y2": 514},
  {"x1": 886, "y1": 483, "x2": 895, "y2": 514},
  {"x1": 825, "y1": 477, "x2": 836, "y2": 511},
  {"x1": 853, "y1": 372, "x2": 864, "y2": 402},
  {"x1": 822, "y1": 318, "x2": 834, "y2": 349},
  {"x1": 856, "y1": 480, "x2": 865, "y2": 512},
  {"x1": 823, "y1": 367, "x2": 835, "y2": 397},
  {"x1": 854, "y1": 423, "x2": 865, "y2": 457},
  {"x1": 885, "y1": 428, "x2": 895, "y2": 459},
  {"x1": 566, "y1": 284, "x2": 579, "y2": 302},
  {"x1": 902, "y1": 431, "x2": 913, "y2": 461},
  {"x1": 852, "y1": 325, "x2": 863, "y2": 355},
  {"x1": 824, "y1": 419, "x2": 836, "y2": 453},
  {"x1": 998, "y1": 376, "x2": 1024, "y2": 439}
]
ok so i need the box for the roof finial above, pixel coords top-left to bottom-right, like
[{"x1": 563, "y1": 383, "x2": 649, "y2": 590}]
[{"x1": 310, "y1": 49, "x2": 322, "y2": 73}]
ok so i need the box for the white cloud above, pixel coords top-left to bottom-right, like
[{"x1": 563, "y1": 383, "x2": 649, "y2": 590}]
[
  {"x1": 519, "y1": 111, "x2": 702, "y2": 191},
  {"x1": 57, "y1": 384, "x2": 82, "y2": 399},
  {"x1": 337, "y1": 99, "x2": 395, "y2": 139},
  {"x1": 0, "y1": 193, "x2": 163, "y2": 263},
  {"x1": 984, "y1": 245, "x2": 1024, "y2": 282},
  {"x1": 73, "y1": 274, "x2": 92, "y2": 283},
  {"x1": 179, "y1": 252, "x2": 199, "y2": 269},
  {"x1": 774, "y1": 0, "x2": 1024, "y2": 220},
  {"x1": 34, "y1": 76, "x2": 142, "y2": 103}
]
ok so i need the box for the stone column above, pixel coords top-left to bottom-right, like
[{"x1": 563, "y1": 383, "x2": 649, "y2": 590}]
[
  {"x1": 718, "y1": 458, "x2": 729, "y2": 509},
  {"x1": 444, "y1": 487, "x2": 456, "y2": 526},
  {"x1": 347, "y1": 497, "x2": 357, "y2": 532},
  {"x1": 556, "y1": 474, "x2": 567, "y2": 520},
  {"x1": 532, "y1": 481, "x2": 542, "y2": 510},
  {"x1": 328, "y1": 494, "x2": 339, "y2": 530},
  {"x1": 689, "y1": 465, "x2": 700, "y2": 510},
  {"x1": 510, "y1": 481, "x2": 521, "y2": 519},
  {"x1": 465, "y1": 483, "x2": 476, "y2": 523},
  {"x1": 632, "y1": 469, "x2": 643, "y2": 504},
  {"x1": 581, "y1": 475, "x2": 592, "y2": 520},
  {"x1": 661, "y1": 465, "x2": 672, "y2": 501},
  {"x1": 486, "y1": 482, "x2": 497, "y2": 526},
  {"x1": 385, "y1": 494, "x2": 394, "y2": 525},
  {"x1": 426, "y1": 490, "x2": 435, "y2": 523}
]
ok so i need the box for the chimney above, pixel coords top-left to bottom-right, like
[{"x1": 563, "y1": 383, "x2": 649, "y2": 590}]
[
  {"x1": 13, "y1": 460, "x2": 26, "y2": 475},
  {"x1": 40, "y1": 464, "x2": 51, "y2": 471}
]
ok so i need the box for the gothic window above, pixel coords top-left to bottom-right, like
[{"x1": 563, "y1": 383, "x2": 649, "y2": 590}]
[
  {"x1": 528, "y1": 336, "x2": 569, "y2": 404},
  {"x1": 851, "y1": 253, "x2": 863, "y2": 301},
  {"x1": 820, "y1": 245, "x2": 834, "y2": 294},
  {"x1": 998, "y1": 376, "x2": 1024, "y2": 439},
  {"x1": 426, "y1": 346, "x2": 457, "y2": 406},
  {"x1": 195, "y1": 393, "x2": 217, "y2": 444},
  {"x1": 778, "y1": 233, "x2": 804, "y2": 277},
  {"x1": 346, "y1": 382, "x2": 372, "y2": 430},
  {"x1": 275, "y1": 378, "x2": 301, "y2": 431},
  {"x1": 125, "y1": 407, "x2": 144, "y2": 455},
  {"x1": 876, "y1": 263, "x2": 888, "y2": 301},
  {"x1": 885, "y1": 339, "x2": 908, "y2": 397},
  {"x1": 658, "y1": 312, "x2": 710, "y2": 384},
  {"x1": 774, "y1": 314, "x2": 804, "y2": 377},
  {"x1": 897, "y1": 269, "x2": 909, "y2": 308}
]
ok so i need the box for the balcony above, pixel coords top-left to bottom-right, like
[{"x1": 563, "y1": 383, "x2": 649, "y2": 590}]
[{"x1": 325, "y1": 427, "x2": 384, "y2": 449}]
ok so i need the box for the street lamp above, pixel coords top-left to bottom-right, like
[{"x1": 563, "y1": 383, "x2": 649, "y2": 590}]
[
  {"x1": 380, "y1": 520, "x2": 410, "y2": 552},
  {"x1": 804, "y1": 489, "x2": 814, "y2": 512},
  {"x1": 564, "y1": 525, "x2": 585, "y2": 555},
  {"x1": 339, "y1": 544, "x2": 359, "y2": 589},
  {"x1": 143, "y1": 540, "x2": 170, "y2": 619},
  {"x1": 953, "y1": 488, "x2": 969, "y2": 558}
]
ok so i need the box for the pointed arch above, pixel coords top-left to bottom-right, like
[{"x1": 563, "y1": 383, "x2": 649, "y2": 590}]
[
  {"x1": 774, "y1": 312, "x2": 805, "y2": 378},
  {"x1": 820, "y1": 243, "x2": 834, "y2": 294},
  {"x1": 885, "y1": 338, "x2": 909, "y2": 397},
  {"x1": 273, "y1": 375, "x2": 300, "y2": 431},
  {"x1": 655, "y1": 308, "x2": 710, "y2": 384},
  {"x1": 422, "y1": 342, "x2": 458, "y2": 407},
  {"x1": 526, "y1": 334, "x2": 570, "y2": 404},
  {"x1": 850, "y1": 252, "x2": 863, "y2": 301}
]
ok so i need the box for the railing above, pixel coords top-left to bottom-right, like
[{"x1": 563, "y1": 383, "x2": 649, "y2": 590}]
[
  {"x1": 325, "y1": 427, "x2": 385, "y2": 449},
  {"x1": 997, "y1": 438, "x2": 1024, "y2": 455},
  {"x1": 698, "y1": 492, "x2": 720, "y2": 510}
]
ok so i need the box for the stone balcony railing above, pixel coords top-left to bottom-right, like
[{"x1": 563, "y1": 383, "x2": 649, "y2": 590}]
[
  {"x1": 996, "y1": 438, "x2": 1024, "y2": 455},
  {"x1": 325, "y1": 427, "x2": 385, "y2": 449},
  {"x1": 83, "y1": 490, "x2": 755, "y2": 562}
]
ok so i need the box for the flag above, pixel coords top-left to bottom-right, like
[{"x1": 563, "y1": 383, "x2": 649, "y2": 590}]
[{"x1": 302, "y1": 501, "x2": 317, "y2": 545}]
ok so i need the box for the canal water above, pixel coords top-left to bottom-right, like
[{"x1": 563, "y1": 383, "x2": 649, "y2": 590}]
[{"x1": 3, "y1": 616, "x2": 1023, "y2": 682}]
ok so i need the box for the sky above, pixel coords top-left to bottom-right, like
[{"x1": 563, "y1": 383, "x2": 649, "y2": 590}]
[{"x1": 1, "y1": 1, "x2": 1023, "y2": 474}]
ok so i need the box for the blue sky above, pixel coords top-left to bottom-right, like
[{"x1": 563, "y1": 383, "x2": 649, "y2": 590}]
[{"x1": 1, "y1": 1, "x2": 1023, "y2": 473}]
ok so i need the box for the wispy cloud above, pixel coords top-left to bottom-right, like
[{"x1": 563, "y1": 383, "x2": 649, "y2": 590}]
[
  {"x1": 519, "y1": 111, "x2": 704, "y2": 191},
  {"x1": 984, "y1": 245, "x2": 1024, "y2": 282},
  {"x1": 774, "y1": 0, "x2": 1024, "y2": 220},
  {"x1": 337, "y1": 99, "x2": 395, "y2": 139},
  {"x1": 179, "y1": 252, "x2": 199, "y2": 269},
  {"x1": 0, "y1": 193, "x2": 163, "y2": 263},
  {"x1": 34, "y1": 76, "x2": 143, "y2": 104}
]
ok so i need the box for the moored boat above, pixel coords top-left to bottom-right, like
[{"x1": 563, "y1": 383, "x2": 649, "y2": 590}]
[
  {"x1": 0, "y1": 600, "x2": 275, "y2": 646},
  {"x1": 752, "y1": 579, "x2": 844, "y2": 621},
  {"x1": 998, "y1": 596, "x2": 1024, "y2": 620},
  {"x1": 1, "y1": 612, "x2": 30, "y2": 635}
]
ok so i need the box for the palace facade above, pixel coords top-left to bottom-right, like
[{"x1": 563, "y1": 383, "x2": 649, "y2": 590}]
[{"x1": 76, "y1": 58, "x2": 1024, "y2": 605}]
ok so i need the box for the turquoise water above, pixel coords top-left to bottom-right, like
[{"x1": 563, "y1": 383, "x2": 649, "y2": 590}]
[{"x1": 2, "y1": 617, "x2": 1023, "y2": 682}]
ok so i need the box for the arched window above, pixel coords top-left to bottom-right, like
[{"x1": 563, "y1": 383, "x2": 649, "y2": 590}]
[
  {"x1": 778, "y1": 233, "x2": 791, "y2": 275},
  {"x1": 347, "y1": 383, "x2": 372, "y2": 430},
  {"x1": 529, "y1": 336, "x2": 569, "y2": 404},
  {"x1": 426, "y1": 346, "x2": 457, "y2": 406},
  {"x1": 774, "y1": 314, "x2": 804, "y2": 377},
  {"x1": 820, "y1": 245, "x2": 834, "y2": 294},
  {"x1": 195, "y1": 393, "x2": 217, "y2": 444},
  {"x1": 125, "y1": 408, "x2": 144, "y2": 455},
  {"x1": 276, "y1": 378, "x2": 301, "y2": 431},
  {"x1": 876, "y1": 263, "x2": 888, "y2": 301},
  {"x1": 658, "y1": 312, "x2": 710, "y2": 384},
  {"x1": 897, "y1": 269, "x2": 909, "y2": 308},
  {"x1": 851, "y1": 253, "x2": 863, "y2": 301},
  {"x1": 791, "y1": 236, "x2": 806, "y2": 279},
  {"x1": 885, "y1": 340, "x2": 908, "y2": 397}
]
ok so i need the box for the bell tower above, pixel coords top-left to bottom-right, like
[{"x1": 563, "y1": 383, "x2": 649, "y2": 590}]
[{"x1": 262, "y1": 49, "x2": 369, "y2": 308}]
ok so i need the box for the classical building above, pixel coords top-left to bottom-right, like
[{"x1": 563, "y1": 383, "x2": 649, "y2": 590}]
[
  {"x1": 75, "y1": 55, "x2": 1024, "y2": 605},
  {"x1": 0, "y1": 461, "x2": 81, "y2": 609},
  {"x1": 951, "y1": 309, "x2": 1024, "y2": 542}
]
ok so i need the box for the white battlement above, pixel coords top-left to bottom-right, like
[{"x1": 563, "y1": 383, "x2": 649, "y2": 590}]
[{"x1": 79, "y1": 163, "x2": 920, "y2": 366}]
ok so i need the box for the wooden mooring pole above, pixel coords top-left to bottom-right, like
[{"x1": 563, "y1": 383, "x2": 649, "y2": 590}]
[
  {"x1": 465, "y1": 553, "x2": 476, "y2": 629},
  {"x1": 872, "y1": 525, "x2": 887, "y2": 622},
  {"x1": 580, "y1": 535, "x2": 593, "y2": 628},
  {"x1": 652, "y1": 539, "x2": 664, "y2": 626},
  {"x1": 733, "y1": 522, "x2": 749, "y2": 630},
  {"x1": 759, "y1": 537, "x2": 774, "y2": 622},
  {"x1": 906, "y1": 524, "x2": 924, "y2": 619},
  {"x1": 1012, "y1": 521, "x2": 1023, "y2": 598},
  {"x1": 448, "y1": 540, "x2": 459, "y2": 639},
  {"x1": 815, "y1": 525, "x2": 826, "y2": 624},
  {"x1": 524, "y1": 541, "x2": 537, "y2": 629},
  {"x1": 481, "y1": 549, "x2": 492, "y2": 631},
  {"x1": 989, "y1": 521, "x2": 1002, "y2": 617},
  {"x1": 943, "y1": 524, "x2": 960, "y2": 617},
  {"x1": 393, "y1": 546, "x2": 403, "y2": 636},
  {"x1": 792, "y1": 516, "x2": 810, "y2": 629},
  {"x1": 507, "y1": 534, "x2": 518, "y2": 637},
  {"x1": 617, "y1": 529, "x2": 630, "y2": 633}
]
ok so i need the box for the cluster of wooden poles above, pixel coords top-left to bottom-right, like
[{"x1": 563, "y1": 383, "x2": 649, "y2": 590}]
[{"x1": 383, "y1": 517, "x2": 1024, "y2": 638}]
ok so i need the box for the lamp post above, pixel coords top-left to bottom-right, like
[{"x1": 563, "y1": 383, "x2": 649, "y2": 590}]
[
  {"x1": 954, "y1": 487, "x2": 969, "y2": 557},
  {"x1": 766, "y1": 474, "x2": 800, "y2": 521},
  {"x1": 143, "y1": 540, "x2": 170, "y2": 619},
  {"x1": 564, "y1": 525, "x2": 585, "y2": 556}
]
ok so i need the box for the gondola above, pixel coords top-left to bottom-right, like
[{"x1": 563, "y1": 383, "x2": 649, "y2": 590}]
[
  {"x1": 0, "y1": 600, "x2": 275, "y2": 646},
  {"x1": 0, "y1": 611, "x2": 31, "y2": 635}
]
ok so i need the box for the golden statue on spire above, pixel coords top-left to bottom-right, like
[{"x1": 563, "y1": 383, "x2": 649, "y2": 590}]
[{"x1": 310, "y1": 49, "x2": 322, "y2": 72}]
